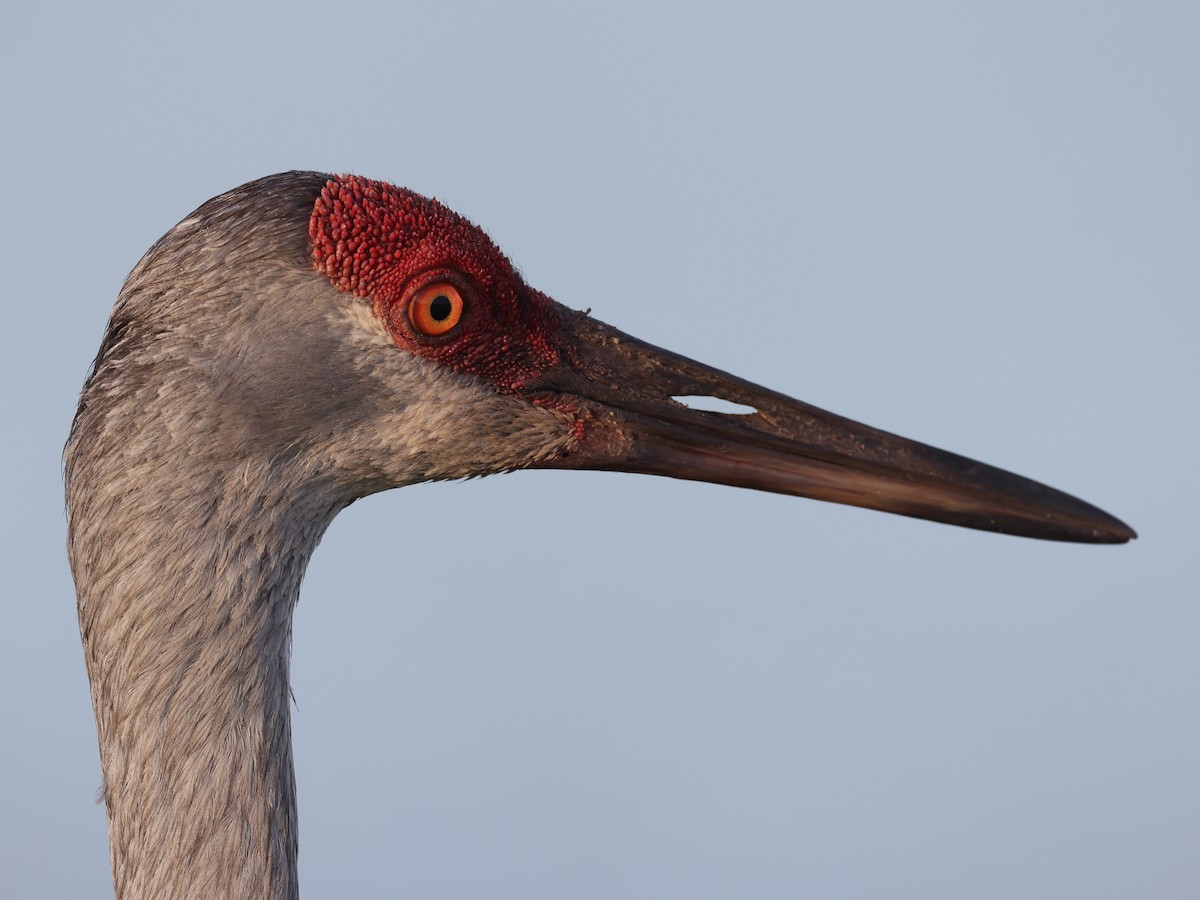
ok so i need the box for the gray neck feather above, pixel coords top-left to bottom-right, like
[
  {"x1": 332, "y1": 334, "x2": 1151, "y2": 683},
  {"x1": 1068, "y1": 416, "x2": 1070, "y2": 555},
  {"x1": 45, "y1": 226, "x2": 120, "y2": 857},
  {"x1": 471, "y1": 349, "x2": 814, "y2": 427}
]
[
  {"x1": 66, "y1": 172, "x2": 571, "y2": 898},
  {"x1": 66, "y1": 173, "x2": 338, "y2": 900},
  {"x1": 69, "y1": 456, "x2": 338, "y2": 900}
]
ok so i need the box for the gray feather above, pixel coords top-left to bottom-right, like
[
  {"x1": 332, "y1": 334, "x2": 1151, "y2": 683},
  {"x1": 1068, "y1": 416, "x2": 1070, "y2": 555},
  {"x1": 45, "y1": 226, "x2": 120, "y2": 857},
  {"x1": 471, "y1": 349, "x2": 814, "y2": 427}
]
[{"x1": 65, "y1": 172, "x2": 572, "y2": 899}]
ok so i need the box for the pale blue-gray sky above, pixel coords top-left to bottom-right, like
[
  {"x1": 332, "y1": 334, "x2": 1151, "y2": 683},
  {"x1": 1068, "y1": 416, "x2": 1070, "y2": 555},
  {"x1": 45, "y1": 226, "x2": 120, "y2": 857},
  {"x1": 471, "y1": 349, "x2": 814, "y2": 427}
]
[{"x1": 3, "y1": 2, "x2": 1197, "y2": 898}]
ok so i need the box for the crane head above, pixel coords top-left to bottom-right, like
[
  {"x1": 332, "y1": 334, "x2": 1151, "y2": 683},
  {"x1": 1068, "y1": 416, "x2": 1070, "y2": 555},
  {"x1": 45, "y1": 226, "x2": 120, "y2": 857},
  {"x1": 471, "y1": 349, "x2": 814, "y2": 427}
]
[{"x1": 94, "y1": 172, "x2": 1134, "y2": 543}]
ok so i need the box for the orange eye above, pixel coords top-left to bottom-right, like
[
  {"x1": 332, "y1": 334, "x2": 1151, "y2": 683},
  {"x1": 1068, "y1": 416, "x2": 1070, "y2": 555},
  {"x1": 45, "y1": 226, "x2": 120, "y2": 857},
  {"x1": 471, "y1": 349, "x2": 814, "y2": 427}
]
[{"x1": 407, "y1": 282, "x2": 464, "y2": 336}]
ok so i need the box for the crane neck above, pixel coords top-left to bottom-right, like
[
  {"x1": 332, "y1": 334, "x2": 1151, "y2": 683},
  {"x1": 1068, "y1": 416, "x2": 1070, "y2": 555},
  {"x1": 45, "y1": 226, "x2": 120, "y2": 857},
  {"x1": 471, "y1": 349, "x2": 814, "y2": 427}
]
[{"x1": 67, "y1": 439, "x2": 343, "y2": 900}]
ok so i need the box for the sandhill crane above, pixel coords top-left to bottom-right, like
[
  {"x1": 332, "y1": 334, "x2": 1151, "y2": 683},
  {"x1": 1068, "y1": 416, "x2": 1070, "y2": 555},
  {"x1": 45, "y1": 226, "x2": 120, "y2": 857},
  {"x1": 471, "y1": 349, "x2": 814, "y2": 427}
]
[{"x1": 65, "y1": 171, "x2": 1134, "y2": 900}]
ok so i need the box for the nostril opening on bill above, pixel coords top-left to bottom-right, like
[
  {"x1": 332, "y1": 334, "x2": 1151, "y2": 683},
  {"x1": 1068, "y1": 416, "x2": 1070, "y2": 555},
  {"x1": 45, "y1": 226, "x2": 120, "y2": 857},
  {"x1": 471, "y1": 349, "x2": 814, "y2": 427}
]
[{"x1": 672, "y1": 395, "x2": 758, "y2": 415}]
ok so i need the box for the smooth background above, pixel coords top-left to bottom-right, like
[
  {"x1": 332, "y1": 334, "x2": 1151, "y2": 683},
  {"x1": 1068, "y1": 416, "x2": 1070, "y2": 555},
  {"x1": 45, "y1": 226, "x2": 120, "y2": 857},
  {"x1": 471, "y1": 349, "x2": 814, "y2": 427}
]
[{"x1": 3, "y1": 3, "x2": 1196, "y2": 898}]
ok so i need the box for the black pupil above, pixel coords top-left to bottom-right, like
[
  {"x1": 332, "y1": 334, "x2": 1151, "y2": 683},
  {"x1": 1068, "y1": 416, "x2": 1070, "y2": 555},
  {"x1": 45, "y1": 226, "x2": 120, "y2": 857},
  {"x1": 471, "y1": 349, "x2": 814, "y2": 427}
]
[{"x1": 430, "y1": 295, "x2": 453, "y2": 321}]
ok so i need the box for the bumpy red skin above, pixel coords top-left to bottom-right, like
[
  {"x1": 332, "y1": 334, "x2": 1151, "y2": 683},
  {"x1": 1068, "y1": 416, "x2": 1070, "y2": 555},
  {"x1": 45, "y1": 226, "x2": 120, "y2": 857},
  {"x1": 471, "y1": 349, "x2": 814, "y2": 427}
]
[{"x1": 309, "y1": 175, "x2": 570, "y2": 394}]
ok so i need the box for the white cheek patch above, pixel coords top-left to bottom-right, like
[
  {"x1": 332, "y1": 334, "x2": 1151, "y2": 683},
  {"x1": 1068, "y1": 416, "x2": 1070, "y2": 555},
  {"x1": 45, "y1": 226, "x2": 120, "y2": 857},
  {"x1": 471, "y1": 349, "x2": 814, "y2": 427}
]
[
  {"x1": 328, "y1": 297, "x2": 573, "y2": 486},
  {"x1": 339, "y1": 300, "x2": 393, "y2": 347}
]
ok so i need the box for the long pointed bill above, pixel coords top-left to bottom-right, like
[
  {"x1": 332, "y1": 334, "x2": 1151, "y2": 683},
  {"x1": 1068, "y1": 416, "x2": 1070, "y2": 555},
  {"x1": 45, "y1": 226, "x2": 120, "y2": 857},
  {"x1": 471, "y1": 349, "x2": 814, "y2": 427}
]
[{"x1": 527, "y1": 312, "x2": 1135, "y2": 544}]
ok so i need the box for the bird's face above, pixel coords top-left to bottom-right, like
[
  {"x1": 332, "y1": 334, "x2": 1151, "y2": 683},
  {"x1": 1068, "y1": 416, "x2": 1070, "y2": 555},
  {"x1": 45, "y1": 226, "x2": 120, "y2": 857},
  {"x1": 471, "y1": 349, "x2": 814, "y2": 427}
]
[
  {"x1": 311, "y1": 176, "x2": 568, "y2": 397},
  {"x1": 302, "y1": 174, "x2": 1131, "y2": 543}
]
